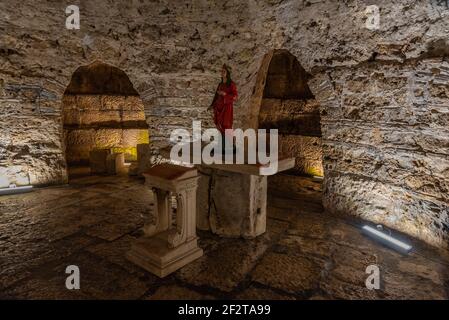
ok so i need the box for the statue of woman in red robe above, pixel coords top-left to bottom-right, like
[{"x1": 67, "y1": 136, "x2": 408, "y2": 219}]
[{"x1": 209, "y1": 64, "x2": 238, "y2": 137}]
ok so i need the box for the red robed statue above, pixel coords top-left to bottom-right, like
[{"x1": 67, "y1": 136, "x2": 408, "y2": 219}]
[{"x1": 209, "y1": 64, "x2": 238, "y2": 136}]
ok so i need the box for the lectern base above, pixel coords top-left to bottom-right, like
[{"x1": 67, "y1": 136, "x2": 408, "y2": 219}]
[{"x1": 127, "y1": 235, "x2": 203, "y2": 278}]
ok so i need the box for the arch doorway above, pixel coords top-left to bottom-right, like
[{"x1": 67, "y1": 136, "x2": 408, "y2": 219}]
[{"x1": 62, "y1": 61, "x2": 149, "y2": 179}]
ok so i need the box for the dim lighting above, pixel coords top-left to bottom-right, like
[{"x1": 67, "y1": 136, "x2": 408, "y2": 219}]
[
  {"x1": 0, "y1": 184, "x2": 34, "y2": 196},
  {"x1": 362, "y1": 225, "x2": 412, "y2": 255}
]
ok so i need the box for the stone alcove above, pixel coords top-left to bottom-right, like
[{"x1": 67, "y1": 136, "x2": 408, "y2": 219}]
[
  {"x1": 250, "y1": 50, "x2": 324, "y2": 202},
  {"x1": 258, "y1": 50, "x2": 323, "y2": 177},
  {"x1": 62, "y1": 61, "x2": 149, "y2": 178}
]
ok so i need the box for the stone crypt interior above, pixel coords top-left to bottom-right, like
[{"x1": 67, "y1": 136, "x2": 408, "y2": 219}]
[{"x1": 1, "y1": 0, "x2": 449, "y2": 300}]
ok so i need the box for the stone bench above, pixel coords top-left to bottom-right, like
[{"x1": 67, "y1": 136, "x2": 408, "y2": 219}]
[
  {"x1": 89, "y1": 149, "x2": 110, "y2": 174},
  {"x1": 89, "y1": 149, "x2": 126, "y2": 175},
  {"x1": 127, "y1": 163, "x2": 203, "y2": 277},
  {"x1": 106, "y1": 152, "x2": 126, "y2": 175}
]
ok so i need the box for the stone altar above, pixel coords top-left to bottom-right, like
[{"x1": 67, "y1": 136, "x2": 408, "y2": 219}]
[
  {"x1": 159, "y1": 145, "x2": 295, "y2": 238},
  {"x1": 196, "y1": 158, "x2": 295, "y2": 238}
]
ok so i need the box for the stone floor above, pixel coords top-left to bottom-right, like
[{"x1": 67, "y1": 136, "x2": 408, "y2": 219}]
[{"x1": 0, "y1": 173, "x2": 448, "y2": 300}]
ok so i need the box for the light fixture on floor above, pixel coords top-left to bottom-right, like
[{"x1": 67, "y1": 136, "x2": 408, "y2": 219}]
[
  {"x1": 0, "y1": 184, "x2": 34, "y2": 196},
  {"x1": 362, "y1": 225, "x2": 412, "y2": 255}
]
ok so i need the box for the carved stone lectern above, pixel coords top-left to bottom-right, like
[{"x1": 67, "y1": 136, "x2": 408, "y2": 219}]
[{"x1": 127, "y1": 163, "x2": 203, "y2": 278}]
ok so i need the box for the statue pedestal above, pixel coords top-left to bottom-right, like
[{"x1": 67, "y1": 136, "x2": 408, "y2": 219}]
[{"x1": 127, "y1": 164, "x2": 203, "y2": 278}]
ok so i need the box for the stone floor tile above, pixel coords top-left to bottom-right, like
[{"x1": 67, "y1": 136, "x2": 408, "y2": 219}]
[
  {"x1": 251, "y1": 250, "x2": 322, "y2": 296},
  {"x1": 176, "y1": 236, "x2": 270, "y2": 292}
]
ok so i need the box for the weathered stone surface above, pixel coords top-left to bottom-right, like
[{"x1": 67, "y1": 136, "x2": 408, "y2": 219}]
[
  {"x1": 319, "y1": 276, "x2": 379, "y2": 300},
  {"x1": 86, "y1": 235, "x2": 146, "y2": 274},
  {"x1": 176, "y1": 236, "x2": 270, "y2": 292},
  {"x1": 106, "y1": 152, "x2": 126, "y2": 175},
  {"x1": 379, "y1": 268, "x2": 447, "y2": 300},
  {"x1": 65, "y1": 62, "x2": 139, "y2": 96},
  {"x1": 197, "y1": 168, "x2": 267, "y2": 238},
  {"x1": 314, "y1": 61, "x2": 449, "y2": 248},
  {"x1": 251, "y1": 250, "x2": 323, "y2": 296},
  {"x1": 63, "y1": 91, "x2": 149, "y2": 165},
  {"x1": 0, "y1": 233, "x2": 98, "y2": 291},
  {"x1": 263, "y1": 50, "x2": 313, "y2": 99},
  {"x1": 86, "y1": 218, "x2": 141, "y2": 242},
  {"x1": 0, "y1": 278, "x2": 91, "y2": 300},
  {"x1": 268, "y1": 174, "x2": 323, "y2": 206},
  {"x1": 278, "y1": 135, "x2": 323, "y2": 176},
  {"x1": 48, "y1": 252, "x2": 152, "y2": 300},
  {"x1": 258, "y1": 54, "x2": 323, "y2": 177}
]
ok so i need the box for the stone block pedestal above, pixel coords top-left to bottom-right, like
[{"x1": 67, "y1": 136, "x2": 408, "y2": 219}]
[
  {"x1": 196, "y1": 158, "x2": 295, "y2": 238},
  {"x1": 196, "y1": 167, "x2": 267, "y2": 238},
  {"x1": 89, "y1": 149, "x2": 111, "y2": 174},
  {"x1": 106, "y1": 152, "x2": 126, "y2": 175}
]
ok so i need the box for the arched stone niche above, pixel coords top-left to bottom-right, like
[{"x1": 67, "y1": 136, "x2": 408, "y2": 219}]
[
  {"x1": 62, "y1": 61, "x2": 149, "y2": 177},
  {"x1": 248, "y1": 50, "x2": 324, "y2": 177}
]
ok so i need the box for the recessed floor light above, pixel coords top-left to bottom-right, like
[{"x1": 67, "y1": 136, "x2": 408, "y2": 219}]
[
  {"x1": 362, "y1": 225, "x2": 412, "y2": 255},
  {"x1": 0, "y1": 185, "x2": 34, "y2": 196}
]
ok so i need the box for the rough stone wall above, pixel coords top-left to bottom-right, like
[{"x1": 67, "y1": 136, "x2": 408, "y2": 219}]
[
  {"x1": 278, "y1": 134, "x2": 323, "y2": 176},
  {"x1": 0, "y1": 83, "x2": 66, "y2": 187},
  {"x1": 0, "y1": 0, "x2": 448, "y2": 247},
  {"x1": 63, "y1": 95, "x2": 148, "y2": 164},
  {"x1": 259, "y1": 98, "x2": 323, "y2": 176},
  {"x1": 314, "y1": 60, "x2": 449, "y2": 248}
]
